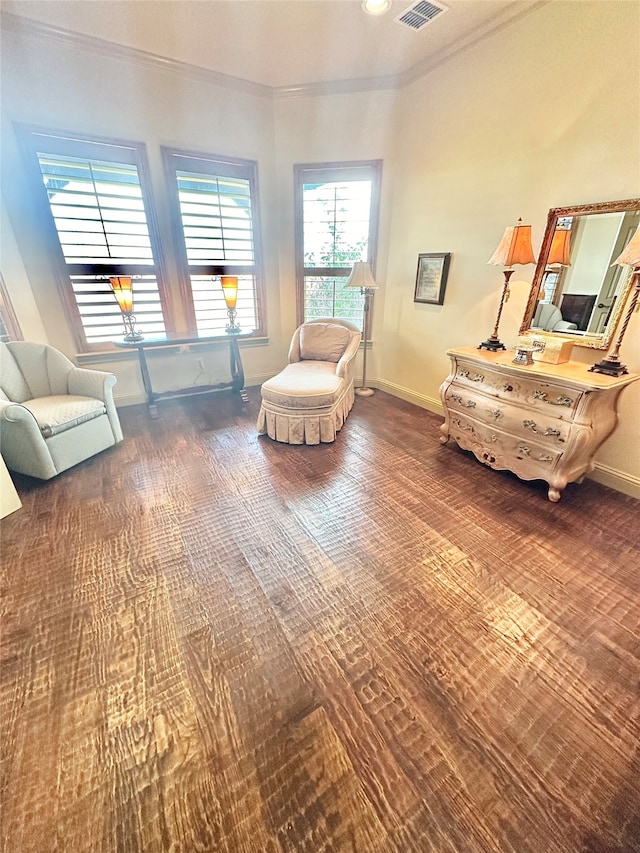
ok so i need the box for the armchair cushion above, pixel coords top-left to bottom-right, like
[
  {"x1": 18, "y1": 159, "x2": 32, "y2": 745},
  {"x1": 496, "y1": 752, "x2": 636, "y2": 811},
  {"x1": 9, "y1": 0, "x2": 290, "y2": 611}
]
[
  {"x1": 22, "y1": 395, "x2": 107, "y2": 438},
  {"x1": 299, "y1": 323, "x2": 352, "y2": 362},
  {"x1": 260, "y1": 362, "x2": 344, "y2": 409}
]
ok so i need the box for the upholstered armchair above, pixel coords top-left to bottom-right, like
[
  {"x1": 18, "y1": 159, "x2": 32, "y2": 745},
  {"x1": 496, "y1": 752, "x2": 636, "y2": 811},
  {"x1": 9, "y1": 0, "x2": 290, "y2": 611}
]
[
  {"x1": 257, "y1": 318, "x2": 361, "y2": 445},
  {"x1": 0, "y1": 341, "x2": 123, "y2": 480},
  {"x1": 532, "y1": 303, "x2": 578, "y2": 333}
]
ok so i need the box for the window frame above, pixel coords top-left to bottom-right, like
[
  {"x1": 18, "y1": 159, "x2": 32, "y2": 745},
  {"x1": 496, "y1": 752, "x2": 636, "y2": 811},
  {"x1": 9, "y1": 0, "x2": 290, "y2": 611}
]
[
  {"x1": 0, "y1": 272, "x2": 23, "y2": 342},
  {"x1": 294, "y1": 160, "x2": 382, "y2": 326},
  {"x1": 15, "y1": 124, "x2": 174, "y2": 353},
  {"x1": 162, "y1": 146, "x2": 266, "y2": 338}
]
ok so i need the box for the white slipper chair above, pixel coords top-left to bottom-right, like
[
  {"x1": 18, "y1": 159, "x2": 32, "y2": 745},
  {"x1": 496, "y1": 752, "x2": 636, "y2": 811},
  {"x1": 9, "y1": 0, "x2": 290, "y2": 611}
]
[
  {"x1": 0, "y1": 341, "x2": 123, "y2": 479},
  {"x1": 257, "y1": 319, "x2": 361, "y2": 445}
]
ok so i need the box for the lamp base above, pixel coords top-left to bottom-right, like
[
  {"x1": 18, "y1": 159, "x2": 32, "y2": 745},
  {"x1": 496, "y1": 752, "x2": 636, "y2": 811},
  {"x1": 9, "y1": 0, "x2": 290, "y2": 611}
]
[
  {"x1": 122, "y1": 313, "x2": 143, "y2": 342},
  {"x1": 478, "y1": 336, "x2": 506, "y2": 352},
  {"x1": 355, "y1": 387, "x2": 375, "y2": 397},
  {"x1": 589, "y1": 357, "x2": 629, "y2": 377},
  {"x1": 225, "y1": 325, "x2": 241, "y2": 334}
]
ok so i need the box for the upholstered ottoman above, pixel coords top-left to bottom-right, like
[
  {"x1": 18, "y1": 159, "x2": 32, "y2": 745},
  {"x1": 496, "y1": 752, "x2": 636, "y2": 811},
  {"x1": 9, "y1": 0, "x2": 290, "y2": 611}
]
[{"x1": 257, "y1": 319, "x2": 361, "y2": 445}]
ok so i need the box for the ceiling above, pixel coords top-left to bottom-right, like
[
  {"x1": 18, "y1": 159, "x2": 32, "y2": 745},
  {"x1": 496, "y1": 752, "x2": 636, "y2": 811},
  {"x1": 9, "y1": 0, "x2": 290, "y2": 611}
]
[{"x1": 1, "y1": 0, "x2": 545, "y2": 91}]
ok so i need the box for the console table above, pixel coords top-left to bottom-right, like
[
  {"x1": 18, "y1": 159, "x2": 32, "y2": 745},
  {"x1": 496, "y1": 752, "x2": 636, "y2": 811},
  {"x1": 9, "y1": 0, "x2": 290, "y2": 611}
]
[
  {"x1": 440, "y1": 346, "x2": 638, "y2": 501},
  {"x1": 114, "y1": 331, "x2": 251, "y2": 418}
]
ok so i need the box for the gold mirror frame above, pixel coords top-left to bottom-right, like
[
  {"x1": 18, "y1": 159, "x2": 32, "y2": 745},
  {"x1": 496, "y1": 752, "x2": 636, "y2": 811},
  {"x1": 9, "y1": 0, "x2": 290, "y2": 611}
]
[{"x1": 520, "y1": 198, "x2": 640, "y2": 350}]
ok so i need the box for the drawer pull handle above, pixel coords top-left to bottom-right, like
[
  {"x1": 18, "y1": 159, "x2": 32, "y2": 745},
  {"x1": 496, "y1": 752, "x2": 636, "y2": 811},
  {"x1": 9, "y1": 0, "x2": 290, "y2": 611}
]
[
  {"x1": 533, "y1": 390, "x2": 574, "y2": 407},
  {"x1": 459, "y1": 368, "x2": 484, "y2": 382},
  {"x1": 482, "y1": 452, "x2": 496, "y2": 464},
  {"x1": 450, "y1": 393, "x2": 476, "y2": 408},
  {"x1": 452, "y1": 417, "x2": 475, "y2": 434},
  {"x1": 504, "y1": 384, "x2": 513, "y2": 392},
  {"x1": 523, "y1": 420, "x2": 562, "y2": 439},
  {"x1": 517, "y1": 443, "x2": 555, "y2": 463}
]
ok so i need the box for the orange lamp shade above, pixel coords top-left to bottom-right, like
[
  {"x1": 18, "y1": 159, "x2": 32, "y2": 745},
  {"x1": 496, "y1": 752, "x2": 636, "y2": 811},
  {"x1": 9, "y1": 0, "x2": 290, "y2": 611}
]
[
  {"x1": 548, "y1": 229, "x2": 572, "y2": 267},
  {"x1": 221, "y1": 276, "x2": 239, "y2": 309},
  {"x1": 613, "y1": 224, "x2": 640, "y2": 267},
  {"x1": 109, "y1": 276, "x2": 134, "y2": 314},
  {"x1": 488, "y1": 218, "x2": 537, "y2": 268}
]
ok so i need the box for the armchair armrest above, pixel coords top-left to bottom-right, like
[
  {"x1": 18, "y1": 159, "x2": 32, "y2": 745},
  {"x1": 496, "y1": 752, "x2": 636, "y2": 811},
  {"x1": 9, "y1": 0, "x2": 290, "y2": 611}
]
[
  {"x1": 336, "y1": 334, "x2": 361, "y2": 379},
  {"x1": 0, "y1": 399, "x2": 39, "y2": 426},
  {"x1": 67, "y1": 367, "x2": 122, "y2": 443},
  {"x1": 0, "y1": 399, "x2": 58, "y2": 479},
  {"x1": 68, "y1": 367, "x2": 117, "y2": 401}
]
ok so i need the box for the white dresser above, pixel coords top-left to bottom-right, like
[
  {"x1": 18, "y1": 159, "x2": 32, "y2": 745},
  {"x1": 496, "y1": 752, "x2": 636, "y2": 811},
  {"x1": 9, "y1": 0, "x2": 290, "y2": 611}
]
[{"x1": 439, "y1": 347, "x2": 638, "y2": 501}]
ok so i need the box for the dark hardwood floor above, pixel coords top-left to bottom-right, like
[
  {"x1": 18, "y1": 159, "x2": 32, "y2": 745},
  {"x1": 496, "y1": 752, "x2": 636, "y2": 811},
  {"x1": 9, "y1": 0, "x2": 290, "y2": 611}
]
[{"x1": 1, "y1": 388, "x2": 639, "y2": 853}]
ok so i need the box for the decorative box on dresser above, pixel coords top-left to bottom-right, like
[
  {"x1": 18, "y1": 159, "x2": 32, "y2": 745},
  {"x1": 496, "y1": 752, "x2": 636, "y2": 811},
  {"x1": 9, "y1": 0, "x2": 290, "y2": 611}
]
[{"x1": 440, "y1": 346, "x2": 638, "y2": 502}]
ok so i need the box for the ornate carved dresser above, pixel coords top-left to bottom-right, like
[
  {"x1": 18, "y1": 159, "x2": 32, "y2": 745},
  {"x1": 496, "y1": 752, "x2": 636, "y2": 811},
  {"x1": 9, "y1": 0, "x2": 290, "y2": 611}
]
[{"x1": 440, "y1": 346, "x2": 638, "y2": 501}]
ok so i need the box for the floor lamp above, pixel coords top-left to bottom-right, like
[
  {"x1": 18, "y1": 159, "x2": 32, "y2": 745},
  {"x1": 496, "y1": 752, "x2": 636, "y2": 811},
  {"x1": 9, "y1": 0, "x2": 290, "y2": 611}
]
[{"x1": 346, "y1": 262, "x2": 378, "y2": 397}]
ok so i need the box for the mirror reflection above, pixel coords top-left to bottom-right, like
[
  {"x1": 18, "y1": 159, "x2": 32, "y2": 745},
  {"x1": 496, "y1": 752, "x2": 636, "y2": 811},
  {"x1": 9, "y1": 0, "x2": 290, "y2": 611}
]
[{"x1": 521, "y1": 199, "x2": 640, "y2": 349}]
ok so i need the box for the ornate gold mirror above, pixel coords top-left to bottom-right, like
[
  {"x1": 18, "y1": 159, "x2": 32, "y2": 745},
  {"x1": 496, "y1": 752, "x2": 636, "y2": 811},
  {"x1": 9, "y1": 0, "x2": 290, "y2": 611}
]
[{"x1": 520, "y1": 198, "x2": 640, "y2": 350}]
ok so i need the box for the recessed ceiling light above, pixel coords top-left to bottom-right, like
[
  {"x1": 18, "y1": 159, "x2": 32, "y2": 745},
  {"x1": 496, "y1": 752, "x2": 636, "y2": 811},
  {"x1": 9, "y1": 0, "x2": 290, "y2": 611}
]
[{"x1": 362, "y1": 0, "x2": 392, "y2": 16}]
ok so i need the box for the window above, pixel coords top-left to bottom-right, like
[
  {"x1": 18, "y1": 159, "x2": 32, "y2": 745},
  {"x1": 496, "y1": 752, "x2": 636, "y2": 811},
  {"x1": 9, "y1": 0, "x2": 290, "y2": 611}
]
[
  {"x1": 0, "y1": 273, "x2": 23, "y2": 342},
  {"x1": 163, "y1": 148, "x2": 264, "y2": 337},
  {"x1": 18, "y1": 127, "x2": 171, "y2": 351},
  {"x1": 295, "y1": 161, "x2": 382, "y2": 328}
]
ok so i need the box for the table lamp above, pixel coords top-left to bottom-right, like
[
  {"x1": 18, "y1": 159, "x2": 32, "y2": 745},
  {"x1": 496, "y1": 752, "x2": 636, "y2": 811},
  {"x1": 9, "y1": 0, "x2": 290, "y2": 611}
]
[
  {"x1": 109, "y1": 276, "x2": 143, "y2": 341},
  {"x1": 590, "y1": 225, "x2": 640, "y2": 376},
  {"x1": 220, "y1": 276, "x2": 240, "y2": 332},
  {"x1": 479, "y1": 218, "x2": 536, "y2": 351}
]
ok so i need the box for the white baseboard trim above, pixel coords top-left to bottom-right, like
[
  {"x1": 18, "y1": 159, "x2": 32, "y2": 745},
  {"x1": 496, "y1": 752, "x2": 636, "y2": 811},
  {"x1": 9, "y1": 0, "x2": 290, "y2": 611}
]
[
  {"x1": 374, "y1": 378, "x2": 444, "y2": 416},
  {"x1": 375, "y1": 379, "x2": 639, "y2": 500},
  {"x1": 587, "y1": 463, "x2": 640, "y2": 500}
]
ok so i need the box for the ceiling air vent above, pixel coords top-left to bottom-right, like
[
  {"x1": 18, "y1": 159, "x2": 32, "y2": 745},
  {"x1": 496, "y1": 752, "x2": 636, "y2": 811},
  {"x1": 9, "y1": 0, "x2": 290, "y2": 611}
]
[{"x1": 395, "y1": 0, "x2": 449, "y2": 31}]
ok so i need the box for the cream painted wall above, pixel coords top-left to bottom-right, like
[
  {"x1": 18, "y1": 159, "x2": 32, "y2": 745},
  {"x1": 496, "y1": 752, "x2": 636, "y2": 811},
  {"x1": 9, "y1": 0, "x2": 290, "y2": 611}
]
[
  {"x1": 1, "y1": 201, "x2": 48, "y2": 343},
  {"x1": 379, "y1": 0, "x2": 640, "y2": 488}
]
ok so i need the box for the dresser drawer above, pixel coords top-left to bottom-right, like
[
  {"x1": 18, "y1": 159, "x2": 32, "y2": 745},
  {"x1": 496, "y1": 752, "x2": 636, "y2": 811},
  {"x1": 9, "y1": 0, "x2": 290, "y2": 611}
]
[
  {"x1": 442, "y1": 347, "x2": 639, "y2": 501},
  {"x1": 444, "y1": 386, "x2": 570, "y2": 448},
  {"x1": 453, "y1": 361, "x2": 583, "y2": 417},
  {"x1": 447, "y1": 410, "x2": 563, "y2": 474}
]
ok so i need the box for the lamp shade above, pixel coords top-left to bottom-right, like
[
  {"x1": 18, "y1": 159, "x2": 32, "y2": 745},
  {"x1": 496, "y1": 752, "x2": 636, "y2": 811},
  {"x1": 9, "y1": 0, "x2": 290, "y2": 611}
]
[
  {"x1": 488, "y1": 218, "x2": 536, "y2": 267},
  {"x1": 613, "y1": 225, "x2": 640, "y2": 266},
  {"x1": 220, "y1": 275, "x2": 239, "y2": 309},
  {"x1": 345, "y1": 261, "x2": 378, "y2": 290},
  {"x1": 548, "y1": 228, "x2": 572, "y2": 267},
  {"x1": 109, "y1": 277, "x2": 134, "y2": 314}
]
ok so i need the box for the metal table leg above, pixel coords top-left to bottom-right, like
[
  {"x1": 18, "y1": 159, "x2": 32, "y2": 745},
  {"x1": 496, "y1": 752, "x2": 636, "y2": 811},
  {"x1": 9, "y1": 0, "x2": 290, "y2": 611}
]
[
  {"x1": 136, "y1": 345, "x2": 159, "y2": 418},
  {"x1": 228, "y1": 334, "x2": 249, "y2": 403}
]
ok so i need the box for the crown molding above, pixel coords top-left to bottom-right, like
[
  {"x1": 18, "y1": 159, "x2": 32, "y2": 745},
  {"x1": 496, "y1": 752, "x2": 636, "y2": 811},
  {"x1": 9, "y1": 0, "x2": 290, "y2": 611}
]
[
  {"x1": 272, "y1": 73, "x2": 403, "y2": 100},
  {"x1": 2, "y1": 2, "x2": 550, "y2": 102},
  {"x1": 0, "y1": 12, "x2": 273, "y2": 99},
  {"x1": 399, "y1": 0, "x2": 550, "y2": 88}
]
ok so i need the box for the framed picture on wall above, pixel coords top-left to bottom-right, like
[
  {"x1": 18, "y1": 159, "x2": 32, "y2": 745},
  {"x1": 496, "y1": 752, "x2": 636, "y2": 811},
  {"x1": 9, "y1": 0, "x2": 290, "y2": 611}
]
[{"x1": 414, "y1": 253, "x2": 451, "y2": 305}]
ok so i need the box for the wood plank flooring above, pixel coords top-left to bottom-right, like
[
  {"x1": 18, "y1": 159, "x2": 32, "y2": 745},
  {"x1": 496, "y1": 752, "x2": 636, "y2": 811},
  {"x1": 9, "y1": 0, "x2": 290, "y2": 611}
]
[{"x1": 1, "y1": 388, "x2": 639, "y2": 853}]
